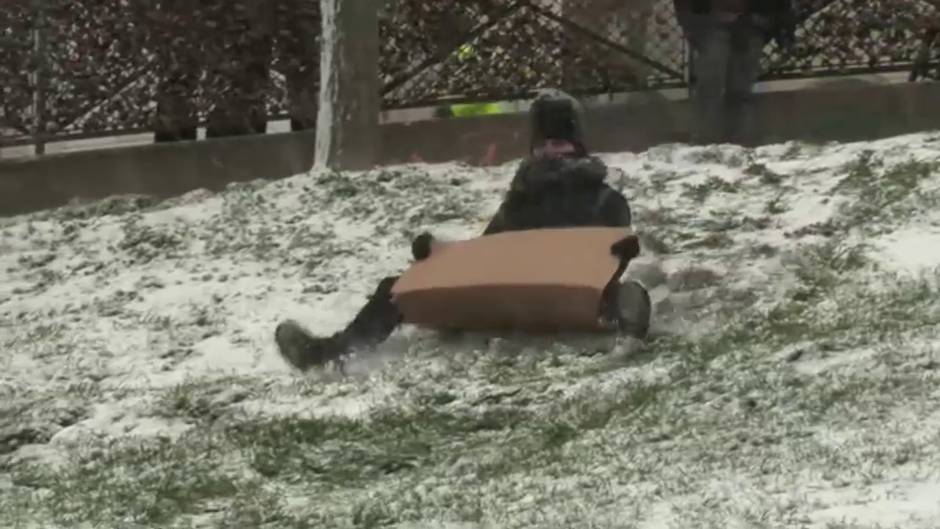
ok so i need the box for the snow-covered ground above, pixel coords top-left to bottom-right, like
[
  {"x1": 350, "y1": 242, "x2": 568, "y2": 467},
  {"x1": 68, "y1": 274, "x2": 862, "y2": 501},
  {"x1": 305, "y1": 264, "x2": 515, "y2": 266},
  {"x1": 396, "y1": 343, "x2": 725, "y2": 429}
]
[{"x1": 3, "y1": 133, "x2": 940, "y2": 528}]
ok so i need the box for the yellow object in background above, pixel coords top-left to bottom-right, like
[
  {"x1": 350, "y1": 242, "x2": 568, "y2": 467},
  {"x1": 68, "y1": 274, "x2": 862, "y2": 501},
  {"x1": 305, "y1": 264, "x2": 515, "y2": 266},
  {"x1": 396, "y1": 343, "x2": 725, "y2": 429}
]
[
  {"x1": 450, "y1": 102, "x2": 503, "y2": 117},
  {"x1": 457, "y1": 43, "x2": 475, "y2": 62},
  {"x1": 435, "y1": 43, "x2": 504, "y2": 118}
]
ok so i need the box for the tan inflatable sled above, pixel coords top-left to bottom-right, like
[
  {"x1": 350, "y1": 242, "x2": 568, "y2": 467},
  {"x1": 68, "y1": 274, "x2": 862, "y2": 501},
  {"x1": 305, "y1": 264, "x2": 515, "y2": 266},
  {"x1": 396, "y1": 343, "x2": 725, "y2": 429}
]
[{"x1": 390, "y1": 227, "x2": 633, "y2": 333}]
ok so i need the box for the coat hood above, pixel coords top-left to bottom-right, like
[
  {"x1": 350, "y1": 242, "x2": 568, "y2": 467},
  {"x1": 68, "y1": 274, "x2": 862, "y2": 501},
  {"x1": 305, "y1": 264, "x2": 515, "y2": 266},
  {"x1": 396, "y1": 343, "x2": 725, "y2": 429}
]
[{"x1": 528, "y1": 89, "x2": 588, "y2": 156}]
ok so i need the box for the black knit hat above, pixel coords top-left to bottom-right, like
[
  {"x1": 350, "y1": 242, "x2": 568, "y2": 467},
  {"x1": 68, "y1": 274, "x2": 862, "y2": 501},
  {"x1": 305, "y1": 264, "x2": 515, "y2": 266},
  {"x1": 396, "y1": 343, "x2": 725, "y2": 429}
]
[{"x1": 528, "y1": 89, "x2": 587, "y2": 156}]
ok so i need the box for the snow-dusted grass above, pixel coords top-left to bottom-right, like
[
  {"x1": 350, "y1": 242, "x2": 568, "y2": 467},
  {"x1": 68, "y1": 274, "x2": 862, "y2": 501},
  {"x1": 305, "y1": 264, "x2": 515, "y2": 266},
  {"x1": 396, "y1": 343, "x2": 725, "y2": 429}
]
[{"x1": 3, "y1": 133, "x2": 940, "y2": 528}]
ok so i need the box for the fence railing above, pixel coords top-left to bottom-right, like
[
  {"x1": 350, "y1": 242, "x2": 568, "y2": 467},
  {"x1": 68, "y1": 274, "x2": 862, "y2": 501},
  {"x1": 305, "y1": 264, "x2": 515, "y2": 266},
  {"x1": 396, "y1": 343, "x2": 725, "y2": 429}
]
[{"x1": 2, "y1": 0, "x2": 940, "y2": 150}]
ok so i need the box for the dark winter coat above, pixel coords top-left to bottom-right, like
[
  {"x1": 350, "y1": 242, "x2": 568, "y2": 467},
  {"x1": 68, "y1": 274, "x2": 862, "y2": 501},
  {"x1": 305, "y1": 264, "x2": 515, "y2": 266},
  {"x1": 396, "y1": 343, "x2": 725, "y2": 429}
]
[
  {"x1": 479, "y1": 89, "x2": 632, "y2": 236},
  {"x1": 673, "y1": 0, "x2": 792, "y2": 16},
  {"x1": 482, "y1": 155, "x2": 631, "y2": 235},
  {"x1": 673, "y1": 0, "x2": 796, "y2": 42}
]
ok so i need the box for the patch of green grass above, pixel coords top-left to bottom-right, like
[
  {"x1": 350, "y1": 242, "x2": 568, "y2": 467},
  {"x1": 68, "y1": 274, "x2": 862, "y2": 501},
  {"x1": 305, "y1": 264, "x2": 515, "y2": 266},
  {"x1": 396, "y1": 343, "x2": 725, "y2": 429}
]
[
  {"x1": 684, "y1": 232, "x2": 734, "y2": 250},
  {"x1": 697, "y1": 210, "x2": 769, "y2": 233},
  {"x1": 764, "y1": 193, "x2": 788, "y2": 214},
  {"x1": 118, "y1": 218, "x2": 186, "y2": 265},
  {"x1": 648, "y1": 170, "x2": 678, "y2": 193},
  {"x1": 742, "y1": 274, "x2": 938, "y2": 354},
  {"x1": 225, "y1": 404, "x2": 535, "y2": 489},
  {"x1": 5, "y1": 434, "x2": 246, "y2": 527},
  {"x1": 349, "y1": 483, "x2": 489, "y2": 529},
  {"x1": 214, "y1": 488, "x2": 316, "y2": 529},
  {"x1": 0, "y1": 379, "x2": 677, "y2": 528},
  {"x1": 556, "y1": 382, "x2": 665, "y2": 432},
  {"x1": 835, "y1": 149, "x2": 881, "y2": 190},
  {"x1": 315, "y1": 167, "x2": 488, "y2": 229},
  {"x1": 688, "y1": 146, "x2": 731, "y2": 165},
  {"x1": 786, "y1": 239, "x2": 869, "y2": 295},
  {"x1": 750, "y1": 243, "x2": 778, "y2": 258},
  {"x1": 635, "y1": 206, "x2": 680, "y2": 226},
  {"x1": 780, "y1": 142, "x2": 803, "y2": 160},
  {"x1": 681, "y1": 176, "x2": 739, "y2": 204},
  {"x1": 834, "y1": 156, "x2": 939, "y2": 231},
  {"x1": 151, "y1": 378, "x2": 254, "y2": 424},
  {"x1": 9, "y1": 179, "x2": 940, "y2": 528},
  {"x1": 745, "y1": 162, "x2": 786, "y2": 185},
  {"x1": 648, "y1": 240, "x2": 940, "y2": 376},
  {"x1": 797, "y1": 377, "x2": 876, "y2": 418}
]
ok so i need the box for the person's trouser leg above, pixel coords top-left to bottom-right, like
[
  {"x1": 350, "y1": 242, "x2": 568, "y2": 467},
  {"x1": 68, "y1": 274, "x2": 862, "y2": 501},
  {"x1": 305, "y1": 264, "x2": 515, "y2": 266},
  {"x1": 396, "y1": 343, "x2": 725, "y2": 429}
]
[
  {"x1": 154, "y1": 73, "x2": 198, "y2": 142},
  {"x1": 285, "y1": 70, "x2": 319, "y2": 132},
  {"x1": 204, "y1": 2, "x2": 272, "y2": 139},
  {"x1": 274, "y1": 0, "x2": 319, "y2": 131},
  {"x1": 725, "y1": 26, "x2": 765, "y2": 146},
  {"x1": 690, "y1": 22, "x2": 733, "y2": 145},
  {"x1": 335, "y1": 276, "x2": 404, "y2": 348},
  {"x1": 152, "y1": 1, "x2": 199, "y2": 143}
]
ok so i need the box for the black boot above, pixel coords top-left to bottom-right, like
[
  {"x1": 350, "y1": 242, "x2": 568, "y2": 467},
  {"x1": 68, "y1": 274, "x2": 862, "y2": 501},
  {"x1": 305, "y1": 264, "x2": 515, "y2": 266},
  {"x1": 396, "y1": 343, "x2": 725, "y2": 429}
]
[{"x1": 275, "y1": 321, "x2": 349, "y2": 371}]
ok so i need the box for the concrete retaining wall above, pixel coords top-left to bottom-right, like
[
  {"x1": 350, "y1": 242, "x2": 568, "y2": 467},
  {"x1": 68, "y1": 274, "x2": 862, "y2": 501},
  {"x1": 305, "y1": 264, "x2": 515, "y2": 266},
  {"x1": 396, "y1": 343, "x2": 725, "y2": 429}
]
[{"x1": 2, "y1": 81, "x2": 940, "y2": 217}]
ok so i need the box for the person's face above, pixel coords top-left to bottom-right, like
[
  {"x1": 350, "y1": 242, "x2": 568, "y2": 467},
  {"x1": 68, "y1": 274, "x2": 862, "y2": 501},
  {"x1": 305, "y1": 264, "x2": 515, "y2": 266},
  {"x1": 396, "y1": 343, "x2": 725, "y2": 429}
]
[{"x1": 534, "y1": 139, "x2": 578, "y2": 158}]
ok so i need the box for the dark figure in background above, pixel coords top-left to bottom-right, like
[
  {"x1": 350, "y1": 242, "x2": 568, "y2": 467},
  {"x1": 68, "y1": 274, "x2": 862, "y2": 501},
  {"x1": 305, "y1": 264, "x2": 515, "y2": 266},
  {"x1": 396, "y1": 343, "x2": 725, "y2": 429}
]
[
  {"x1": 150, "y1": 0, "x2": 271, "y2": 141},
  {"x1": 202, "y1": 1, "x2": 273, "y2": 140},
  {"x1": 150, "y1": 0, "x2": 200, "y2": 142},
  {"x1": 151, "y1": 0, "x2": 319, "y2": 143},
  {"x1": 673, "y1": 0, "x2": 797, "y2": 145},
  {"x1": 273, "y1": 0, "x2": 321, "y2": 132},
  {"x1": 274, "y1": 89, "x2": 652, "y2": 372},
  {"x1": 910, "y1": 17, "x2": 940, "y2": 82}
]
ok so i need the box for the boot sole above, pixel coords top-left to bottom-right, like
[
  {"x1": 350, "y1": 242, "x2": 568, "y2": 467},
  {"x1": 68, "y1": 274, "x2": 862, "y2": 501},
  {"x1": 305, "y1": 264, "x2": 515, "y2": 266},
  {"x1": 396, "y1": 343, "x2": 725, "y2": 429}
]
[{"x1": 618, "y1": 280, "x2": 652, "y2": 340}]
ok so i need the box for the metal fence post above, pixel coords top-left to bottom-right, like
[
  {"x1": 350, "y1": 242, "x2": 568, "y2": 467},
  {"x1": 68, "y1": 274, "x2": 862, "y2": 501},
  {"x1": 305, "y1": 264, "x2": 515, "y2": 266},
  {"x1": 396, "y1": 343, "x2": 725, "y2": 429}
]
[{"x1": 30, "y1": 0, "x2": 48, "y2": 156}]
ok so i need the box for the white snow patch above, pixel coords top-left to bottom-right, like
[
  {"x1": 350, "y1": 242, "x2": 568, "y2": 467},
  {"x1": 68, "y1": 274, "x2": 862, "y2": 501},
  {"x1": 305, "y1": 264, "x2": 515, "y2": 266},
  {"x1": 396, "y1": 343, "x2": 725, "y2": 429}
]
[
  {"x1": 809, "y1": 480, "x2": 940, "y2": 528},
  {"x1": 872, "y1": 226, "x2": 940, "y2": 275},
  {"x1": 5, "y1": 133, "x2": 940, "y2": 526}
]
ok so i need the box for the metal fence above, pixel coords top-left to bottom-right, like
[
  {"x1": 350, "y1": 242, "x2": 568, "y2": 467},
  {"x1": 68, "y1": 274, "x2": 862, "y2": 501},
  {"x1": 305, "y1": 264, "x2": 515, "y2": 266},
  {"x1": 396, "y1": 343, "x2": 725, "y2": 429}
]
[{"x1": 2, "y1": 0, "x2": 940, "y2": 149}]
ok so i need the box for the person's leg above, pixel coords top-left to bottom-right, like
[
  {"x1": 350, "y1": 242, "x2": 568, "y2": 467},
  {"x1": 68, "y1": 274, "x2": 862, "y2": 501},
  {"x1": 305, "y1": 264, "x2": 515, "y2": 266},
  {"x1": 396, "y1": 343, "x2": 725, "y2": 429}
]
[
  {"x1": 275, "y1": 0, "x2": 320, "y2": 132},
  {"x1": 275, "y1": 276, "x2": 403, "y2": 371},
  {"x1": 725, "y1": 25, "x2": 765, "y2": 146},
  {"x1": 689, "y1": 18, "x2": 733, "y2": 145},
  {"x1": 336, "y1": 276, "x2": 404, "y2": 347},
  {"x1": 152, "y1": 0, "x2": 199, "y2": 143},
  {"x1": 204, "y1": 5, "x2": 272, "y2": 139},
  {"x1": 153, "y1": 73, "x2": 198, "y2": 143}
]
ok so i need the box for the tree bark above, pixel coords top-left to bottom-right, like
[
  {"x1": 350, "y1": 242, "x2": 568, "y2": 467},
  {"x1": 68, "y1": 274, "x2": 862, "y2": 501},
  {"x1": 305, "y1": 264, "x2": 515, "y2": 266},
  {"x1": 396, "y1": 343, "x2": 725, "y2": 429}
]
[{"x1": 314, "y1": 0, "x2": 380, "y2": 171}]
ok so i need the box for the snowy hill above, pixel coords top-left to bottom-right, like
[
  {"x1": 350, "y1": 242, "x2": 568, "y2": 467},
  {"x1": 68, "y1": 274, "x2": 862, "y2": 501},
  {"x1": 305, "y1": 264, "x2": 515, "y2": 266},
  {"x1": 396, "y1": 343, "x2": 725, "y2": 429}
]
[{"x1": 2, "y1": 134, "x2": 940, "y2": 528}]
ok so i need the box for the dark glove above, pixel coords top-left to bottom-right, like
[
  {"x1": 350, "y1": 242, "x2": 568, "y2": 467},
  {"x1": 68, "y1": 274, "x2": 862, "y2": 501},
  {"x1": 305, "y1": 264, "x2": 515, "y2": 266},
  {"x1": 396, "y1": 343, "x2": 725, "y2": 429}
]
[
  {"x1": 411, "y1": 232, "x2": 434, "y2": 261},
  {"x1": 610, "y1": 234, "x2": 640, "y2": 262}
]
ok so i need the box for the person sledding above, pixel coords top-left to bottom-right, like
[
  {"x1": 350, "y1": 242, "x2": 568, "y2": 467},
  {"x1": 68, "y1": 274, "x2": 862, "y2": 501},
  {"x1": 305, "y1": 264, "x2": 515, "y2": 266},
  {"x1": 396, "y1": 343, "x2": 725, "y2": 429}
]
[{"x1": 274, "y1": 89, "x2": 651, "y2": 371}]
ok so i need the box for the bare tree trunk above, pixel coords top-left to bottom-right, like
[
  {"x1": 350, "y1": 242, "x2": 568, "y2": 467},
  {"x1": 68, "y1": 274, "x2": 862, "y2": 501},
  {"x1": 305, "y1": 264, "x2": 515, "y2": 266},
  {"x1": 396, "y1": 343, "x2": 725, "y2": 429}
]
[{"x1": 314, "y1": 0, "x2": 380, "y2": 171}]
